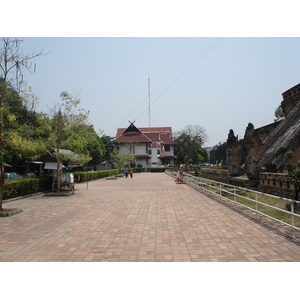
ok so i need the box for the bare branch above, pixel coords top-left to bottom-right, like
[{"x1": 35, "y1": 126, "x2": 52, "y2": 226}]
[{"x1": 0, "y1": 37, "x2": 47, "y2": 90}]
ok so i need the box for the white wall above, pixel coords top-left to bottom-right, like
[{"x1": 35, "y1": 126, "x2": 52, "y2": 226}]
[{"x1": 119, "y1": 143, "x2": 175, "y2": 167}]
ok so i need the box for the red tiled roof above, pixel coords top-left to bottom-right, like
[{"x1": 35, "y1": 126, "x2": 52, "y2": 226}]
[
  {"x1": 145, "y1": 133, "x2": 159, "y2": 141},
  {"x1": 144, "y1": 132, "x2": 175, "y2": 145},
  {"x1": 139, "y1": 127, "x2": 172, "y2": 135},
  {"x1": 117, "y1": 127, "x2": 173, "y2": 137},
  {"x1": 134, "y1": 155, "x2": 151, "y2": 158},
  {"x1": 116, "y1": 126, "x2": 175, "y2": 145},
  {"x1": 150, "y1": 142, "x2": 160, "y2": 148},
  {"x1": 116, "y1": 133, "x2": 151, "y2": 143},
  {"x1": 157, "y1": 155, "x2": 177, "y2": 159},
  {"x1": 116, "y1": 128, "x2": 126, "y2": 138},
  {"x1": 159, "y1": 132, "x2": 176, "y2": 145}
]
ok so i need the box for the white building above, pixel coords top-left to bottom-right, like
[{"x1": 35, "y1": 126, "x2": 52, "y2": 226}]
[{"x1": 116, "y1": 123, "x2": 176, "y2": 168}]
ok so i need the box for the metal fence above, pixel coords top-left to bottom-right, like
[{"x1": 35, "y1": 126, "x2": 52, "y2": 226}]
[{"x1": 166, "y1": 170, "x2": 300, "y2": 239}]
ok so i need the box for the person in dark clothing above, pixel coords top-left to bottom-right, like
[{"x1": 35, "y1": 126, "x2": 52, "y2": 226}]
[{"x1": 124, "y1": 166, "x2": 129, "y2": 178}]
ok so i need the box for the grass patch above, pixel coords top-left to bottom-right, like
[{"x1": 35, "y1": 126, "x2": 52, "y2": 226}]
[
  {"x1": 0, "y1": 208, "x2": 18, "y2": 213},
  {"x1": 0, "y1": 208, "x2": 23, "y2": 217},
  {"x1": 222, "y1": 188, "x2": 300, "y2": 228}
]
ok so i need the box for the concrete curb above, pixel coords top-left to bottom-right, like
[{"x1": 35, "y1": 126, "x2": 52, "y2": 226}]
[{"x1": 0, "y1": 208, "x2": 23, "y2": 217}]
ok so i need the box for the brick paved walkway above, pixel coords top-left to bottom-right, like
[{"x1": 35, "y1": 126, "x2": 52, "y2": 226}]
[{"x1": 1, "y1": 173, "x2": 300, "y2": 262}]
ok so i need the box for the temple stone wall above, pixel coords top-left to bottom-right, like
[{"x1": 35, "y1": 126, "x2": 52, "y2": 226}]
[
  {"x1": 243, "y1": 121, "x2": 281, "y2": 178},
  {"x1": 199, "y1": 168, "x2": 296, "y2": 199},
  {"x1": 207, "y1": 82, "x2": 300, "y2": 200},
  {"x1": 258, "y1": 172, "x2": 295, "y2": 199},
  {"x1": 227, "y1": 129, "x2": 244, "y2": 176},
  {"x1": 281, "y1": 82, "x2": 300, "y2": 116},
  {"x1": 199, "y1": 168, "x2": 229, "y2": 183}
]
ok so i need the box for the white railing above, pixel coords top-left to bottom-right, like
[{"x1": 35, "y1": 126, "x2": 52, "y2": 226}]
[{"x1": 166, "y1": 170, "x2": 300, "y2": 239}]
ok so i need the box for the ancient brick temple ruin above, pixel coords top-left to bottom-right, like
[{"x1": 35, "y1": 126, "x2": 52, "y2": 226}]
[{"x1": 208, "y1": 83, "x2": 300, "y2": 199}]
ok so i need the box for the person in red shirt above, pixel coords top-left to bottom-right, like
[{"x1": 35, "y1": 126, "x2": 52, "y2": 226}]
[{"x1": 129, "y1": 167, "x2": 133, "y2": 178}]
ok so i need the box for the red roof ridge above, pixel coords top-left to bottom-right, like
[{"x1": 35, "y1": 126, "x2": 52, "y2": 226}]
[{"x1": 116, "y1": 126, "x2": 174, "y2": 141}]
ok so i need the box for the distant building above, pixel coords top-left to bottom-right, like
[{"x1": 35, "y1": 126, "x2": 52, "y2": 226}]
[
  {"x1": 95, "y1": 161, "x2": 113, "y2": 171},
  {"x1": 116, "y1": 123, "x2": 176, "y2": 168},
  {"x1": 209, "y1": 143, "x2": 227, "y2": 165}
]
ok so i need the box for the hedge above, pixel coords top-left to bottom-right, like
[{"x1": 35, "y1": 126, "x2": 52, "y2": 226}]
[
  {"x1": 3, "y1": 176, "x2": 52, "y2": 200},
  {"x1": 73, "y1": 169, "x2": 123, "y2": 182},
  {"x1": 150, "y1": 167, "x2": 167, "y2": 172}
]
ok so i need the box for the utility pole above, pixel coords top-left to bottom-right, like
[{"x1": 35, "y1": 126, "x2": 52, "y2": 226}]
[{"x1": 148, "y1": 75, "x2": 151, "y2": 127}]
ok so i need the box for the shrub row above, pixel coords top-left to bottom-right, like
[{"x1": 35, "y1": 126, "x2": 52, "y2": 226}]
[
  {"x1": 3, "y1": 176, "x2": 52, "y2": 200},
  {"x1": 132, "y1": 168, "x2": 142, "y2": 173},
  {"x1": 73, "y1": 169, "x2": 123, "y2": 182},
  {"x1": 150, "y1": 167, "x2": 167, "y2": 172}
]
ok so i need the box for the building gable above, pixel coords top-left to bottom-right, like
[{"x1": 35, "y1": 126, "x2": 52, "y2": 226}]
[
  {"x1": 122, "y1": 122, "x2": 143, "y2": 135},
  {"x1": 117, "y1": 124, "x2": 175, "y2": 145}
]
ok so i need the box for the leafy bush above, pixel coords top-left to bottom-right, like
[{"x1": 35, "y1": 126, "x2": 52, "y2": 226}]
[
  {"x1": 193, "y1": 165, "x2": 201, "y2": 176},
  {"x1": 3, "y1": 176, "x2": 52, "y2": 200},
  {"x1": 286, "y1": 202, "x2": 300, "y2": 214},
  {"x1": 150, "y1": 167, "x2": 167, "y2": 172},
  {"x1": 73, "y1": 169, "x2": 123, "y2": 182},
  {"x1": 37, "y1": 176, "x2": 52, "y2": 190}
]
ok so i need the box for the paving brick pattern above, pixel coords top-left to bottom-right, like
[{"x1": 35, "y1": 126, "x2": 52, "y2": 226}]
[{"x1": 1, "y1": 173, "x2": 300, "y2": 262}]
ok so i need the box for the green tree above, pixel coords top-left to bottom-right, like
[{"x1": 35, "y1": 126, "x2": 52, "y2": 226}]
[
  {"x1": 71, "y1": 124, "x2": 105, "y2": 165},
  {"x1": 0, "y1": 37, "x2": 45, "y2": 210},
  {"x1": 0, "y1": 81, "x2": 46, "y2": 208},
  {"x1": 44, "y1": 91, "x2": 92, "y2": 192},
  {"x1": 191, "y1": 143, "x2": 208, "y2": 165},
  {"x1": 3, "y1": 83, "x2": 46, "y2": 166},
  {"x1": 284, "y1": 150, "x2": 300, "y2": 201},
  {"x1": 174, "y1": 124, "x2": 208, "y2": 170},
  {"x1": 111, "y1": 148, "x2": 135, "y2": 169},
  {"x1": 100, "y1": 134, "x2": 119, "y2": 162},
  {"x1": 274, "y1": 105, "x2": 284, "y2": 121}
]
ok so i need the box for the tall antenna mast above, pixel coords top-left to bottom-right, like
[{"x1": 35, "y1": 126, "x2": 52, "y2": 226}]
[{"x1": 148, "y1": 75, "x2": 151, "y2": 127}]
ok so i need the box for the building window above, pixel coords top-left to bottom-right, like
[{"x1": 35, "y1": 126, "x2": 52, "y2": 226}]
[
  {"x1": 164, "y1": 145, "x2": 170, "y2": 151},
  {"x1": 146, "y1": 143, "x2": 151, "y2": 154},
  {"x1": 129, "y1": 144, "x2": 135, "y2": 154},
  {"x1": 148, "y1": 149, "x2": 152, "y2": 155},
  {"x1": 157, "y1": 149, "x2": 160, "y2": 155},
  {"x1": 127, "y1": 144, "x2": 135, "y2": 154}
]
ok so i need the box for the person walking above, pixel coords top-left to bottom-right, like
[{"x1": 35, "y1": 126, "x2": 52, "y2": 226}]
[
  {"x1": 124, "y1": 166, "x2": 129, "y2": 178},
  {"x1": 129, "y1": 167, "x2": 133, "y2": 178}
]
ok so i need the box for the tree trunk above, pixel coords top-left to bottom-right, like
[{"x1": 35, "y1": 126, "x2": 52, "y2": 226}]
[
  {"x1": 56, "y1": 158, "x2": 61, "y2": 193},
  {"x1": 0, "y1": 83, "x2": 4, "y2": 210},
  {"x1": 295, "y1": 184, "x2": 300, "y2": 201},
  {"x1": 0, "y1": 163, "x2": 4, "y2": 210},
  {"x1": 184, "y1": 155, "x2": 189, "y2": 171}
]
